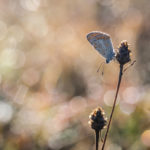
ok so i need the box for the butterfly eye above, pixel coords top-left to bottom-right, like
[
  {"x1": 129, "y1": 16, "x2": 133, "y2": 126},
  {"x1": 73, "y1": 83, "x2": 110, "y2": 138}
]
[{"x1": 106, "y1": 59, "x2": 109, "y2": 63}]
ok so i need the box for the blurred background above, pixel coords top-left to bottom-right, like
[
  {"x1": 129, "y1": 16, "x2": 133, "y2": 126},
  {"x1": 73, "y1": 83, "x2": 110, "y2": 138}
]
[{"x1": 0, "y1": 0, "x2": 150, "y2": 150}]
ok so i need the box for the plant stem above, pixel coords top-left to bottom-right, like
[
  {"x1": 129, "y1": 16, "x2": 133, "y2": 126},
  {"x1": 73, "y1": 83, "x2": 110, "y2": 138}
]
[
  {"x1": 95, "y1": 130, "x2": 99, "y2": 150},
  {"x1": 101, "y1": 64, "x2": 123, "y2": 150}
]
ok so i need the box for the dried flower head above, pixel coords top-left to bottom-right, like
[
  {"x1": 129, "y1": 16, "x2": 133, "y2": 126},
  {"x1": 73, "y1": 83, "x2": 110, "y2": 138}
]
[
  {"x1": 89, "y1": 107, "x2": 107, "y2": 131},
  {"x1": 116, "y1": 40, "x2": 131, "y2": 65}
]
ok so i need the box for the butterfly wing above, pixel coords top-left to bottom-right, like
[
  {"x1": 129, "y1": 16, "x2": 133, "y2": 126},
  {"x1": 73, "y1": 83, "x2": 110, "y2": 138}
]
[{"x1": 87, "y1": 31, "x2": 115, "y2": 63}]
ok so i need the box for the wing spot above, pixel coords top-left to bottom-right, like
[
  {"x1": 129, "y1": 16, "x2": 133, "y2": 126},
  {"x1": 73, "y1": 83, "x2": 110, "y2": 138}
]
[
  {"x1": 104, "y1": 42, "x2": 109, "y2": 48},
  {"x1": 87, "y1": 33, "x2": 110, "y2": 41}
]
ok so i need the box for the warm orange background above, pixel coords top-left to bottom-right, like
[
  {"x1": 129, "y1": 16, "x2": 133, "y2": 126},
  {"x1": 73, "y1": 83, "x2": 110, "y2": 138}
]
[{"x1": 0, "y1": 0, "x2": 149, "y2": 150}]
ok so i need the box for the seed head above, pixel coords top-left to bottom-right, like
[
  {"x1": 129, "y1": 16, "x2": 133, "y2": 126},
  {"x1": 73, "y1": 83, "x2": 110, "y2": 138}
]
[
  {"x1": 89, "y1": 107, "x2": 107, "y2": 131},
  {"x1": 116, "y1": 40, "x2": 131, "y2": 65}
]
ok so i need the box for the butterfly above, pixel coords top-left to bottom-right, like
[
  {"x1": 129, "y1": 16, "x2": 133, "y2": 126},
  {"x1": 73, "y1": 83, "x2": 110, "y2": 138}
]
[{"x1": 87, "y1": 31, "x2": 115, "y2": 63}]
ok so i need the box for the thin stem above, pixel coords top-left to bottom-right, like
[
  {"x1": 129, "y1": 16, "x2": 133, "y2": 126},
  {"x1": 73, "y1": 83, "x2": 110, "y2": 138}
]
[
  {"x1": 101, "y1": 64, "x2": 123, "y2": 150},
  {"x1": 95, "y1": 130, "x2": 99, "y2": 150},
  {"x1": 100, "y1": 131, "x2": 104, "y2": 143}
]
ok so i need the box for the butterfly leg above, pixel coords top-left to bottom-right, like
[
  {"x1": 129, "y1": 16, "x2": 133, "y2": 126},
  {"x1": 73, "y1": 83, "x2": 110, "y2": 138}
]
[{"x1": 97, "y1": 62, "x2": 105, "y2": 76}]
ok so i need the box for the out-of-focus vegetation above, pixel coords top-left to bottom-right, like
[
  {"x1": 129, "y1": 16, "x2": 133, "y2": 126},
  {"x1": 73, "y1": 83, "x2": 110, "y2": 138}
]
[{"x1": 0, "y1": 0, "x2": 150, "y2": 150}]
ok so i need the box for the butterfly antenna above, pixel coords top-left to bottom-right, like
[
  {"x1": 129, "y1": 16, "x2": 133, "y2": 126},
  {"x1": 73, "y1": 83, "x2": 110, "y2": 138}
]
[
  {"x1": 97, "y1": 62, "x2": 105, "y2": 75},
  {"x1": 123, "y1": 60, "x2": 136, "y2": 72}
]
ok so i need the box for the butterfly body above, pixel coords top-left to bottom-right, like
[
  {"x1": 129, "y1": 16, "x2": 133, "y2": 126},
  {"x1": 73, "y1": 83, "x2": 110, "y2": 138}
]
[{"x1": 87, "y1": 31, "x2": 115, "y2": 63}]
